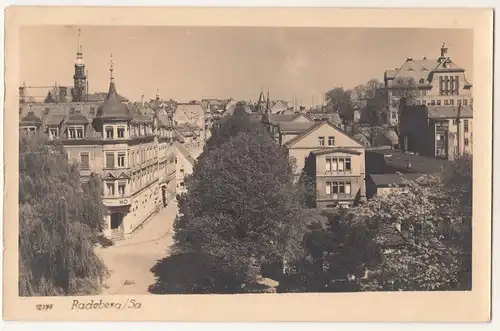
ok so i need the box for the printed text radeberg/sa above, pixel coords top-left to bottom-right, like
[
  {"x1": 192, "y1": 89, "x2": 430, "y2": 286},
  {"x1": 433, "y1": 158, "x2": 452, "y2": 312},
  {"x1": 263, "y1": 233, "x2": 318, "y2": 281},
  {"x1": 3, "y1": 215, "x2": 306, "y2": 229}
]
[{"x1": 71, "y1": 299, "x2": 141, "y2": 310}]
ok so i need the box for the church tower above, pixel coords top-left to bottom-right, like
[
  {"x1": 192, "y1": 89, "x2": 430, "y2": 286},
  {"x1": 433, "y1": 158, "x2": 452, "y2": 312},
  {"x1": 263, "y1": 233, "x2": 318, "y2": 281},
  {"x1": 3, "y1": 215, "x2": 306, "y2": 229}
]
[{"x1": 72, "y1": 28, "x2": 87, "y2": 102}]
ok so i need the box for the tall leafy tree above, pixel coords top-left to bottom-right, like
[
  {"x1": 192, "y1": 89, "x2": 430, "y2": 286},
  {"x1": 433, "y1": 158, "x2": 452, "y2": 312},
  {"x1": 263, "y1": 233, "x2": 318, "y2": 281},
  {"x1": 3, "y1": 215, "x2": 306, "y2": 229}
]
[
  {"x1": 325, "y1": 87, "x2": 353, "y2": 121},
  {"x1": 19, "y1": 134, "x2": 108, "y2": 296},
  {"x1": 173, "y1": 115, "x2": 305, "y2": 290},
  {"x1": 348, "y1": 171, "x2": 471, "y2": 291}
]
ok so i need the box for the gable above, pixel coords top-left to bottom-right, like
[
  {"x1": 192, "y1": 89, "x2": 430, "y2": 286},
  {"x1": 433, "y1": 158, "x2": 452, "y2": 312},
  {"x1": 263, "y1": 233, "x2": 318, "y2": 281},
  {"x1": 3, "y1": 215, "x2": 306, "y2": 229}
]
[
  {"x1": 288, "y1": 122, "x2": 363, "y2": 149},
  {"x1": 292, "y1": 114, "x2": 312, "y2": 123}
]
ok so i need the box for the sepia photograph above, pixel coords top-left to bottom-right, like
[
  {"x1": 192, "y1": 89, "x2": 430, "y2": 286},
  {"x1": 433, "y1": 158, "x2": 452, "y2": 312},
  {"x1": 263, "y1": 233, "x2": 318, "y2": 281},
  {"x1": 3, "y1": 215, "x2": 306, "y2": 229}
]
[{"x1": 3, "y1": 6, "x2": 493, "y2": 322}]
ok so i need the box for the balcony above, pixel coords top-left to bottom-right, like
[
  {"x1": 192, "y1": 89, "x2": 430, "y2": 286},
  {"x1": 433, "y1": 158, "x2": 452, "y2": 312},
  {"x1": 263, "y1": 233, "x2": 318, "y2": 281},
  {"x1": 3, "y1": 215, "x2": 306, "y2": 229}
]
[
  {"x1": 317, "y1": 170, "x2": 356, "y2": 177},
  {"x1": 316, "y1": 193, "x2": 354, "y2": 202}
]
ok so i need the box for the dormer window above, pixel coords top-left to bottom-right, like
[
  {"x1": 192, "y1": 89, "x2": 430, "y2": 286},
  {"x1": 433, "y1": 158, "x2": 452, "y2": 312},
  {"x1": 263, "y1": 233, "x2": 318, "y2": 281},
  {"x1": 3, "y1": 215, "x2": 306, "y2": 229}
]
[
  {"x1": 117, "y1": 126, "x2": 125, "y2": 138},
  {"x1": 105, "y1": 126, "x2": 114, "y2": 139},
  {"x1": 49, "y1": 127, "x2": 59, "y2": 139},
  {"x1": 68, "y1": 125, "x2": 84, "y2": 139}
]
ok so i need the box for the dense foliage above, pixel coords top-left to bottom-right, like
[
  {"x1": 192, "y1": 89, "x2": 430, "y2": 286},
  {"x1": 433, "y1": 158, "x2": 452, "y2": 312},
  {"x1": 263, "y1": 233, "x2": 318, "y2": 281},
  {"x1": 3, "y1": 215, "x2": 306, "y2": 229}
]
[
  {"x1": 171, "y1": 111, "x2": 305, "y2": 291},
  {"x1": 284, "y1": 157, "x2": 472, "y2": 292},
  {"x1": 19, "y1": 134, "x2": 108, "y2": 296}
]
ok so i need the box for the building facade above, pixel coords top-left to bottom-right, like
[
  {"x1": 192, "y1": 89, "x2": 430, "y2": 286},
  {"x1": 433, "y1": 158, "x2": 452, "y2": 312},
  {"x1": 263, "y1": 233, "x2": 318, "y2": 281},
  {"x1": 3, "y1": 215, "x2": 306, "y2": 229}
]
[
  {"x1": 20, "y1": 65, "x2": 178, "y2": 241},
  {"x1": 400, "y1": 104, "x2": 473, "y2": 161},
  {"x1": 282, "y1": 121, "x2": 366, "y2": 208},
  {"x1": 384, "y1": 43, "x2": 473, "y2": 126}
]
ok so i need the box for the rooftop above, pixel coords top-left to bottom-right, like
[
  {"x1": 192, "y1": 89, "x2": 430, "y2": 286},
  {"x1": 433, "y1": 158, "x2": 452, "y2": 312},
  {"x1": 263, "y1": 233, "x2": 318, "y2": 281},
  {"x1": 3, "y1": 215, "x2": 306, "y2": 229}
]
[
  {"x1": 427, "y1": 105, "x2": 473, "y2": 119},
  {"x1": 367, "y1": 149, "x2": 450, "y2": 174},
  {"x1": 369, "y1": 173, "x2": 425, "y2": 187},
  {"x1": 277, "y1": 122, "x2": 315, "y2": 134}
]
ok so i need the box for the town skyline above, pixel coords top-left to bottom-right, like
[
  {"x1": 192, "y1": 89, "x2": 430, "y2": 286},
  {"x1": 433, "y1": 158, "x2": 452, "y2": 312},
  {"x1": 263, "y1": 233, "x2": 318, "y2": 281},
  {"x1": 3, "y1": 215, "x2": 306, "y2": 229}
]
[{"x1": 20, "y1": 26, "x2": 473, "y2": 105}]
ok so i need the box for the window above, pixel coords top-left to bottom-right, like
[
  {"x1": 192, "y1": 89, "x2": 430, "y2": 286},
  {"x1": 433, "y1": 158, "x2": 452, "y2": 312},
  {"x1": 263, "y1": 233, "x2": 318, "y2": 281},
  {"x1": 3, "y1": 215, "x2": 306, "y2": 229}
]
[
  {"x1": 325, "y1": 182, "x2": 331, "y2": 195},
  {"x1": 464, "y1": 120, "x2": 469, "y2": 133},
  {"x1": 105, "y1": 153, "x2": 115, "y2": 168},
  {"x1": 118, "y1": 182, "x2": 126, "y2": 197},
  {"x1": 439, "y1": 76, "x2": 443, "y2": 95},
  {"x1": 118, "y1": 153, "x2": 125, "y2": 167},
  {"x1": 455, "y1": 76, "x2": 460, "y2": 95},
  {"x1": 339, "y1": 183, "x2": 345, "y2": 194},
  {"x1": 331, "y1": 158, "x2": 338, "y2": 171},
  {"x1": 457, "y1": 99, "x2": 462, "y2": 105},
  {"x1": 332, "y1": 182, "x2": 338, "y2": 194},
  {"x1": 69, "y1": 127, "x2": 76, "y2": 139},
  {"x1": 338, "y1": 158, "x2": 345, "y2": 171},
  {"x1": 105, "y1": 126, "x2": 114, "y2": 139},
  {"x1": 49, "y1": 128, "x2": 58, "y2": 138},
  {"x1": 431, "y1": 100, "x2": 436, "y2": 105},
  {"x1": 117, "y1": 127, "x2": 125, "y2": 138},
  {"x1": 437, "y1": 100, "x2": 441, "y2": 106},
  {"x1": 76, "y1": 127, "x2": 84, "y2": 138},
  {"x1": 318, "y1": 137, "x2": 325, "y2": 146},
  {"x1": 450, "y1": 99, "x2": 454, "y2": 106},
  {"x1": 444, "y1": 100, "x2": 449, "y2": 106},
  {"x1": 345, "y1": 158, "x2": 351, "y2": 171},
  {"x1": 464, "y1": 138, "x2": 469, "y2": 147},
  {"x1": 80, "y1": 152, "x2": 90, "y2": 170},
  {"x1": 328, "y1": 136, "x2": 335, "y2": 146},
  {"x1": 325, "y1": 158, "x2": 332, "y2": 171},
  {"x1": 106, "y1": 182, "x2": 115, "y2": 196},
  {"x1": 345, "y1": 183, "x2": 351, "y2": 195},
  {"x1": 463, "y1": 99, "x2": 468, "y2": 106}
]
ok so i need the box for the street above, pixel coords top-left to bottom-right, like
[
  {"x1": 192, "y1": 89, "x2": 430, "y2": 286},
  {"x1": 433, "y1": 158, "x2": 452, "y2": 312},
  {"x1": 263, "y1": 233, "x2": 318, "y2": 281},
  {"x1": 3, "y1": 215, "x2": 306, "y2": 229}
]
[{"x1": 95, "y1": 199, "x2": 178, "y2": 295}]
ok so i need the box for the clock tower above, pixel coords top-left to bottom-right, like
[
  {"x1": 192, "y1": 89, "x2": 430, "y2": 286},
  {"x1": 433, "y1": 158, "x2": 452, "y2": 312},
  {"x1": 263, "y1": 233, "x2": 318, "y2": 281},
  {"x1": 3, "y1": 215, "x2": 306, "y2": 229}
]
[{"x1": 72, "y1": 28, "x2": 87, "y2": 102}]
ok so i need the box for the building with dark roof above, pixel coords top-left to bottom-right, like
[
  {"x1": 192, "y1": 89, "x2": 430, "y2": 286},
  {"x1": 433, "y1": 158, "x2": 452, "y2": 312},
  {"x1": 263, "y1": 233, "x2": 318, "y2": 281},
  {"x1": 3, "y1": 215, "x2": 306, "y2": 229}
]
[
  {"x1": 20, "y1": 59, "x2": 178, "y2": 242},
  {"x1": 400, "y1": 103, "x2": 473, "y2": 161},
  {"x1": 383, "y1": 43, "x2": 473, "y2": 126},
  {"x1": 365, "y1": 148, "x2": 450, "y2": 176}
]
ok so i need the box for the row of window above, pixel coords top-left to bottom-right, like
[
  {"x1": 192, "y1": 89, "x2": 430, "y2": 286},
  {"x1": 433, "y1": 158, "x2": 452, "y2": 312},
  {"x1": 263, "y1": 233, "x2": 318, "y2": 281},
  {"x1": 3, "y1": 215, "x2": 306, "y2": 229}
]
[
  {"x1": 325, "y1": 181, "x2": 352, "y2": 195},
  {"x1": 79, "y1": 148, "x2": 176, "y2": 171},
  {"x1": 105, "y1": 181, "x2": 127, "y2": 197},
  {"x1": 325, "y1": 157, "x2": 352, "y2": 172},
  {"x1": 436, "y1": 134, "x2": 470, "y2": 146},
  {"x1": 438, "y1": 76, "x2": 460, "y2": 96},
  {"x1": 318, "y1": 136, "x2": 335, "y2": 147},
  {"x1": 435, "y1": 119, "x2": 469, "y2": 132},
  {"x1": 417, "y1": 98, "x2": 470, "y2": 106}
]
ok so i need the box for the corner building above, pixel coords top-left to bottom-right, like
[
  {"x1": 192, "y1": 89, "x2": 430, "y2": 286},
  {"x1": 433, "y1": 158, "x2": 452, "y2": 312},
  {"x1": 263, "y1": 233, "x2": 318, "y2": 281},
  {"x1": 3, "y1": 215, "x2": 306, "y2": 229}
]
[{"x1": 59, "y1": 70, "x2": 176, "y2": 241}]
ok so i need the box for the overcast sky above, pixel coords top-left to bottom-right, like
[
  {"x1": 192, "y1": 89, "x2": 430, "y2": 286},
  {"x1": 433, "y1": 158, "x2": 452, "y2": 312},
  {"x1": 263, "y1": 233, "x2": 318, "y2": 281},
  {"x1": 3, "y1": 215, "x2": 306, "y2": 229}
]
[{"x1": 20, "y1": 26, "x2": 473, "y2": 106}]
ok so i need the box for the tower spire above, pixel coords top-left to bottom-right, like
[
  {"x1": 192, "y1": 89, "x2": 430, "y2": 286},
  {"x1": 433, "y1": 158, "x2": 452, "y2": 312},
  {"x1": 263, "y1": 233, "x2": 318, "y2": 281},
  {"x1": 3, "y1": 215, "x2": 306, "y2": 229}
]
[
  {"x1": 109, "y1": 53, "x2": 114, "y2": 81},
  {"x1": 77, "y1": 28, "x2": 81, "y2": 53}
]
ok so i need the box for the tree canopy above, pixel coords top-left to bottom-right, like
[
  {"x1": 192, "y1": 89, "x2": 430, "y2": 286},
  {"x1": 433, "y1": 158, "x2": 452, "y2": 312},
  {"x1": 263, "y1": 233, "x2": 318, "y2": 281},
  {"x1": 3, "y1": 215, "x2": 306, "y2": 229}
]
[
  {"x1": 171, "y1": 112, "x2": 305, "y2": 291},
  {"x1": 282, "y1": 157, "x2": 472, "y2": 292},
  {"x1": 19, "y1": 134, "x2": 108, "y2": 296}
]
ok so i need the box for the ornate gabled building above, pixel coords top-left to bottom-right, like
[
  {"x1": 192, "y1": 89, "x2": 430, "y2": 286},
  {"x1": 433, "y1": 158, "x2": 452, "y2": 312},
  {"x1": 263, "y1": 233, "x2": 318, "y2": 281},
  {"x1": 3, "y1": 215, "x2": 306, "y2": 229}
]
[
  {"x1": 384, "y1": 43, "x2": 473, "y2": 126},
  {"x1": 20, "y1": 59, "x2": 178, "y2": 242}
]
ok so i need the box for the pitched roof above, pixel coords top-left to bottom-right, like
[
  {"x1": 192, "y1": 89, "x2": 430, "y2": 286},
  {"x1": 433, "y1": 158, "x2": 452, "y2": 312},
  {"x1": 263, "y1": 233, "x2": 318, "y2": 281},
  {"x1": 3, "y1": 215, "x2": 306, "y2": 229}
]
[
  {"x1": 284, "y1": 121, "x2": 364, "y2": 148},
  {"x1": 96, "y1": 78, "x2": 132, "y2": 121},
  {"x1": 20, "y1": 111, "x2": 42, "y2": 126},
  {"x1": 426, "y1": 105, "x2": 473, "y2": 119},
  {"x1": 66, "y1": 110, "x2": 89, "y2": 125},
  {"x1": 174, "y1": 141, "x2": 196, "y2": 165},
  {"x1": 369, "y1": 173, "x2": 425, "y2": 187},
  {"x1": 278, "y1": 122, "x2": 315, "y2": 134},
  {"x1": 45, "y1": 111, "x2": 66, "y2": 126},
  {"x1": 368, "y1": 149, "x2": 450, "y2": 174},
  {"x1": 305, "y1": 112, "x2": 342, "y2": 124}
]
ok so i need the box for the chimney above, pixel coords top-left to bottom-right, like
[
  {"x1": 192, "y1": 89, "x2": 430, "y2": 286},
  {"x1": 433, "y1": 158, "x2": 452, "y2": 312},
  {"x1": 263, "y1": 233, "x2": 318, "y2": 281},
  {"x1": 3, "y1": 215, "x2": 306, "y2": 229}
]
[
  {"x1": 141, "y1": 94, "x2": 145, "y2": 106},
  {"x1": 423, "y1": 56, "x2": 427, "y2": 60},
  {"x1": 406, "y1": 57, "x2": 413, "y2": 62}
]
